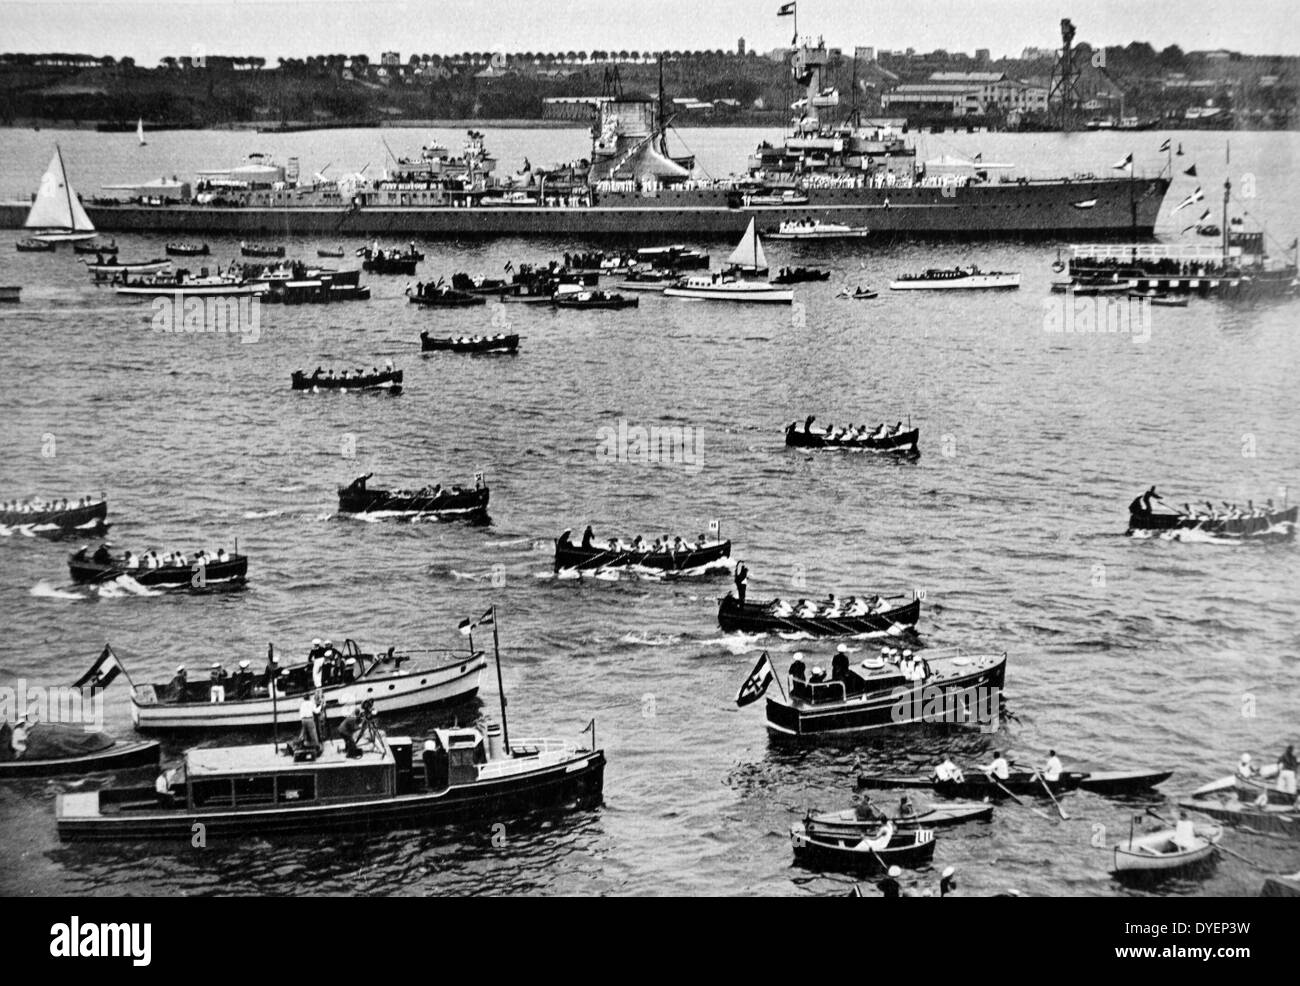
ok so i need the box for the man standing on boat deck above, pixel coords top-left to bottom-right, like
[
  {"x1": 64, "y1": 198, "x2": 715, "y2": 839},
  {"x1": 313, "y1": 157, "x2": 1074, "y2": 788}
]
[
  {"x1": 1277, "y1": 744, "x2": 1298, "y2": 796},
  {"x1": 298, "y1": 691, "x2": 322, "y2": 753},
  {"x1": 734, "y1": 561, "x2": 749, "y2": 606},
  {"x1": 581, "y1": 525, "x2": 595, "y2": 549}
]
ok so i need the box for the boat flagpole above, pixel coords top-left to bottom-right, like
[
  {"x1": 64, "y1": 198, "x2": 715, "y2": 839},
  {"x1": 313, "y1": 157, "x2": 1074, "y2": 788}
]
[
  {"x1": 490, "y1": 606, "x2": 509, "y2": 753},
  {"x1": 1222, "y1": 141, "x2": 1231, "y2": 267},
  {"x1": 269, "y1": 643, "x2": 279, "y2": 753}
]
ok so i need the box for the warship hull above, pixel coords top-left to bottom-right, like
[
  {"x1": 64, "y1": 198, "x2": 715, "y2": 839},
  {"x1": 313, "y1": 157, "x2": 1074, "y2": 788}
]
[{"x1": 1, "y1": 178, "x2": 1167, "y2": 240}]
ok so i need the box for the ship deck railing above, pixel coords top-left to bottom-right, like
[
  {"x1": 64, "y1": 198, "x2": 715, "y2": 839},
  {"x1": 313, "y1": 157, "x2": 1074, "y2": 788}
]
[
  {"x1": 475, "y1": 738, "x2": 582, "y2": 778},
  {"x1": 1070, "y1": 243, "x2": 1237, "y2": 262}
]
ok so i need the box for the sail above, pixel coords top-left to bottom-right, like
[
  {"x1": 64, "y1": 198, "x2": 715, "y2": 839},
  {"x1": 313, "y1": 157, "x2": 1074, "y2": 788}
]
[
  {"x1": 24, "y1": 148, "x2": 95, "y2": 231},
  {"x1": 727, "y1": 218, "x2": 767, "y2": 270}
]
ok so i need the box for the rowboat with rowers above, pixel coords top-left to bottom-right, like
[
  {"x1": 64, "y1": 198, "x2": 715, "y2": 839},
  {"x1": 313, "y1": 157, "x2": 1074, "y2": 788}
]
[
  {"x1": 804, "y1": 801, "x2": 993, "y2": 835},
  {"x1": 790, "y1": 819, "x2": 936, "y2": 875},
  {"x1": 785, "y1": 417, "x2": 918, "y2": 454},
  {"x1": 1177, "y1": 798, "x2": 1300, "y2": 839},
  {"x1": 555, "y1": 530, "x2": 731, "y2": 574},
  {"x1": 856, "y1": 767, "x2": 1173, "y2": 798},
  {"x1": 337, "y1": 474, "x2": 489, "y2": 522},
  {"x1": 718, "y1": 592, "x2": 920, "y2": 636},
  {"x1": 0, "y1": 497, "x2": 107, "y2": 535}
]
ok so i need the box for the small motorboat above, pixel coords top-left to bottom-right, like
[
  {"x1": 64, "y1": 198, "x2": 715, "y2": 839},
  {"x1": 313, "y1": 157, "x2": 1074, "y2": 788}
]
[
  {"x1": 890, "y1": 265, "x2": 1020, "y2": 290},
  {"x1": 406, "y1": 285, "x2": 484, "y2": 307},
  {"x1": 0, "y1": 723, "x2": 160, "y2": 780},
  {"x1": 114, "y1": 270, "x2": 263, "y2": 297},
  {"x1": 1110, "y1": 821, "x2": 1221, "y2": 877},
  {"x1": 420, "y1": 332, "x2": 519, "y2": 355},
  {"x1": 317, "y1": 246, "x2": 346, "y2": 258},
  {"x1": 767, "y1": 219, "x2": 870, "y2": 240},
  {"x1": 15, "y1": 238, "x2": 56, "y2": 252},
  {"x1": 240, "y1": 241, "x2": 285, "y2": 258},
  {"x1": 359, "y1": 247, "x2": 419, "y2": 275},
  {"x1": 552, "y1": 289, "x2": 639, "y2": 310},
  {"x1": 838, "y1": 286, "x2": 878, "y2": 300},
  {"x1": 166, "y1": 242, "x2": 210, "y2": 256},
  {"x1": 1050, "y1": 277, "x2": 1130, "y2": 295},
  {"x1": 771, "y1": 266, "x2": 832, "y2": 285},
  {"x1": 291, "y1": 368, "x2": 403, "y2": 394},
  {"x1": 84, "y1": 257, "x2": 171, "y2": 277},
  {"x1": 1129, "y1": 289, "x2": 1188, "y2": 307},
  {"x1": 791, "y1": 820, "x2": 936, "y2": 874},
  {"x1": 74, "y1": 238, "x2": 117, "y2": 255}
]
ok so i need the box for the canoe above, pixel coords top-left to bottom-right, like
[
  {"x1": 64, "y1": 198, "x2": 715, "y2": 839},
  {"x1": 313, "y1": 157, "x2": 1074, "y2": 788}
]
[
  {"x1": 420, "y1": 332, "x2": 519, "y2": 354},
  {"x1": 856, "y1": 768, "x2": 1172, "y2": 798},
  {"x1": 785, "y1": 423, "x2": 919, "y2": 453},
  {"x1": 718, "y1": 592, "x2": 920, "y2": 636},
  {"x1": 1177, "y1": 798, "x2": 1300, "y2": 839},
  {"x1": 291, "y1": 369, "x2": 402, "y2": 393},
  {"x1": 790, "y1": 820, "x2": 936, "y2": 874},
  {"x1": 555, "y1": 537, "x2": 731, "y2": 573},
  {"x1": 0, "y1": 732, "x2": 160, "y2": 779},
  {"x1": 69, "y1": 551, "x2": 248, "y2": 588},
  {"x1": 806, "y1": 802, "x2": 993, "y2": 836},
  {"x1": 1111, "y1": 823, "x2": 1220, "y2": 875}
]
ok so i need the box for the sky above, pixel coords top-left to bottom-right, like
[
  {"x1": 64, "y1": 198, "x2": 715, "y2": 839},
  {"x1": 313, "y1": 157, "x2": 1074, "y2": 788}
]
[{"x1": 4, "y1": 0, "x2": 1298, "y2": 63}]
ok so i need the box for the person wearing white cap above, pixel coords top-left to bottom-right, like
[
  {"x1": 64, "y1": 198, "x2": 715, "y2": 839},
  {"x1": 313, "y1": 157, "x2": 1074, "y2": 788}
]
[
  {"x1": 208, "y1": 662, "x2": 227, "y2": 703},
  {"x1": 167, "y1": 665, "x2": 188, "y2": 701},
  {"x1": 233, "y1": 659, "x2": 254, "y2": 700},
  {"x1": 939, "y1": 866, "x2": 957, "y2": 897},
  {"x1": 312, "y1": 646, "x2": 327, "y2": 689},
  {"x1": 788, "y1": 653, "x2": 807, "y2": 685},
  {"x1": 899, "y1": 649, "x2": 913, "y2": 678},
  {"x1": 1236, "y1": 753, "x2": 1256, "y2": 779},
  {"x1": 831, "y1": 643, "x2": 852, "y2": 684},
  {"x1": 878, "y1": 864, "x2": 902, "y2": 898}
]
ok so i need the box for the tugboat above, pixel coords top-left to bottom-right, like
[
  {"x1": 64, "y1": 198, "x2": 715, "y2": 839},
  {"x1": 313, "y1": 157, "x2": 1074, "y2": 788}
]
[{"x1": 56, "y1": 609, "x2": 605, "y2": 842}]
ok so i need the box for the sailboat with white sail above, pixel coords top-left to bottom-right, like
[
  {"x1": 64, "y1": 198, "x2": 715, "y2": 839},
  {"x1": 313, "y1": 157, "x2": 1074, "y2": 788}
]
[
  {"x1": 137, "y1": 118, "x2": 147, "y2": 146},
  {"x1": 24, "y1": 146, "x2": 98, "y2": 243},
  {"x1": 663, "y1": 219, "x2": 792, "y2": 303},
  {"x1": 722, "y1": 217, "x2": 769, "y2": 276}
]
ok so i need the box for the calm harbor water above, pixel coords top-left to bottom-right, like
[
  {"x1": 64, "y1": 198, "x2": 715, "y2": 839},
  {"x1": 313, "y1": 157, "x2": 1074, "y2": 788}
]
[{"x1": 0, "y1": 127, "x2": 1298, "y2": 896}]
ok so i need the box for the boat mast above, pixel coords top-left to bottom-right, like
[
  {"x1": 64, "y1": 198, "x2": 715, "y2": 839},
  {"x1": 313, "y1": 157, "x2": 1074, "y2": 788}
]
[
  {"x1": 56, "y1": 143, "x2": 74, "y2": 232},
  {"x1": 1222, "y1": 142, "x2": 1231, "y2": 267},
  {"x1": 490, "y1": 606, "x2": 510, "y2": 753}
]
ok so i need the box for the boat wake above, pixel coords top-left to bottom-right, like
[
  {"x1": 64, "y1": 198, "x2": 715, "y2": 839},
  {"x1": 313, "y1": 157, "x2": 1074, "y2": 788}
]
[
  {"x1": 94, "y1": 575, "x2": 160, "y2": 597},
  {"x1": 1131, "y1": 525, "x2": 1295, "y2": 544},
  {"x1": 29, "y1": 580, "x2": 83, "y2": 600},
  {"x1": 618, "y1": 631, "x2": 684, "y2": 648},
  {"x1": 485, "y1": 537, "x2": 534, "y2": 548},
  {"x1": 242, "y1": 509, "x2": 283, "y2": 519}
]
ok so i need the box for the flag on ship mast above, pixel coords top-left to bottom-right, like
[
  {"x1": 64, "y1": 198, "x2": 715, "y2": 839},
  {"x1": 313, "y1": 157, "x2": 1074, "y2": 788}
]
[
  {"x1": 1183, "y1": 164, "x2": 1197, "y2": 177},
  {"x1": 458, "y1": 606, "x2": 496, "y2": 635},
  {"x1": 73, "y1": 645, "x2": 133, "y2": 690},
  {"x1": 777, "y1": 2, "x2": 797, "y2": 14},
  {"x1": 1158, "y1": 139, "x2": 1170, "y2": 153},
  {"x1": 735, "y1": 652, "x2": 774, "y2": 707},
  {"x1": 1173, "y1": 186, "x2": 1205, "y2": 212},
  {"x1": 1111, "y1": 152, "x2": 1133, "y2": 171}
]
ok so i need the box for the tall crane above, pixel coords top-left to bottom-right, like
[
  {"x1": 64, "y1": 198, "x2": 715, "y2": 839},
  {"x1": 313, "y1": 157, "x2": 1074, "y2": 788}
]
[{"x1": 1048, "y1": 18, "x2": 1083, "y2": 131}]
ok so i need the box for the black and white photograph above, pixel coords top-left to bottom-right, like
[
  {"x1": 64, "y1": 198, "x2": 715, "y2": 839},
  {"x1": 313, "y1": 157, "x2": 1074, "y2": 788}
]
[{"x1": 0, "y1": 0, "x2": 1296, "y2": 935}]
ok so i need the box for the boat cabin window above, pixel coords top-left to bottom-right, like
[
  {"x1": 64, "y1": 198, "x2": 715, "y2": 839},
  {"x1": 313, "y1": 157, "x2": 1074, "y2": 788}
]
[
  {"x1": 189, "y1": 779, "x2": 235, "y2": 808},
  {"x1": 276, "y1": 775, "x2": 316, "y2": 803},
  {"x1": 234, "y1": 775, "x2": 276, "y2": 806}
]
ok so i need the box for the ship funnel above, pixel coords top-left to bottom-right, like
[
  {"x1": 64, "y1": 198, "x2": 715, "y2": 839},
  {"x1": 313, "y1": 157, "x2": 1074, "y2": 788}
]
[{"x1": 485, "y1": 722, "x2": 505, "y2": 760}]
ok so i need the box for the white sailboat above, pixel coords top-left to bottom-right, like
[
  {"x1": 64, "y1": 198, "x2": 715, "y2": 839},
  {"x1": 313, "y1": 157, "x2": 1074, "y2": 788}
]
[
  {"x1": 24, "y1": 146, "x2": 97, "y2": 243},
  {"x1": 723, "y1": 217, "x2": 769, "y2": 275},
  {"x1": 137, "y1": 118, "x2": 147, "y2": 146}
]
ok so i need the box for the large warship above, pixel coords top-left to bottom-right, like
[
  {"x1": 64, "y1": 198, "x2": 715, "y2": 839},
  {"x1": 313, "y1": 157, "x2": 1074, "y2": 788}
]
[{"x1": 6, "y1": 40, "x2": 1170, "y2": 241}]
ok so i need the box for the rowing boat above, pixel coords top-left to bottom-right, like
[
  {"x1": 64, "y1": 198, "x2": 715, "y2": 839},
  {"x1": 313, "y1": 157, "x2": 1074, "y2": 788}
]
[
  {"x1": 790, "y1": 820, "x2": 936, "y2": 874},
  {"x1": 856, "y1": 768, "x2": 1172, "y2": 798},
  {"x1": 1111, "y1": 823, "x2": 1221, "y2": 876},
  {"x1": 805, "y1": 802, "x2": 993, "y2": 835},
  {"x1": 1177, "y1": 798, "x2": 1300, "y2": 839}
]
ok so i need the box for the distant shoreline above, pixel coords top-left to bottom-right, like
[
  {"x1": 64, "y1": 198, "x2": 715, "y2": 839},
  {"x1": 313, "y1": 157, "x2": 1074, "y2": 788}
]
[{"x1": 0, "y1": 117, "x2": 790, "y2": 132}]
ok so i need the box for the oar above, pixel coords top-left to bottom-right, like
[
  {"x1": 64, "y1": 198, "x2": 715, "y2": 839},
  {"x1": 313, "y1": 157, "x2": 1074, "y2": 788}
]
[
  {"x1": 1035, "y1": 772, "x2": 1069, "y2": 820},
  {"x1": 990, "y1": 775, "x2": 1053, "y2": 821}
]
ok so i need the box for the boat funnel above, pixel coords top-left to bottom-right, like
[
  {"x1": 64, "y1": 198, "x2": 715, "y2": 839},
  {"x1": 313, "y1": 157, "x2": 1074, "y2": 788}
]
[{"x1": 485, "y1": 722, "x2": 505, "y2": 760}]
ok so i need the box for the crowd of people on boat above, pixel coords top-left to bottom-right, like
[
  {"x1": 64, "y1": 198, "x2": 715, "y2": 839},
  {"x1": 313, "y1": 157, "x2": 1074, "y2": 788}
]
[
  {"x1": 558, "y1": 526, "x2": 714, "y2": 555},
  {"x1": 789, "y1": 643, "x2": 932, "y2": 689},
  {"x1": 74, "y1": 544, "x2": 233, "y2": 570},
  {"x1": 1073, "y1": 255, "x2": 1237, "y2": 278},
  {"x1": 360, "y1": 241, "x2": 423, "y2": 262},
  {"x1": 1, "y1": 495, "x2": 100, "y2": 514},
  {"x1": 792, "y1": 415, "x2": 910, "y2": 442},
  {"x1": 166, "y1": 637, "x2": 367, "y2": 706},
  {"x1": 770, "y1": 592, "x2": 898, "y2": 619},
  {"x1": 1177, "y1": 499, "x2": 1279, "y2": 521},
  {"x1": 298, "y1": 360, "x2": 396, "y2": 384}
]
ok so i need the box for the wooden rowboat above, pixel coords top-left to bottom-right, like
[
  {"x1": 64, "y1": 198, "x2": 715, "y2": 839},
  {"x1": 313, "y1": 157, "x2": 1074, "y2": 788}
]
[
  {"x1": 806, "y1": 801, "x2": 992, "y2": 835},
  {"x1": 791, "y1": 820, "x2": 935, "y2": 874},
  {"x1": 1111, "y1": 823, "x2": 1220, "y2": 875},
  {"x1": 0, "y1": 726, "x2": 160, "y2": 779}
]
